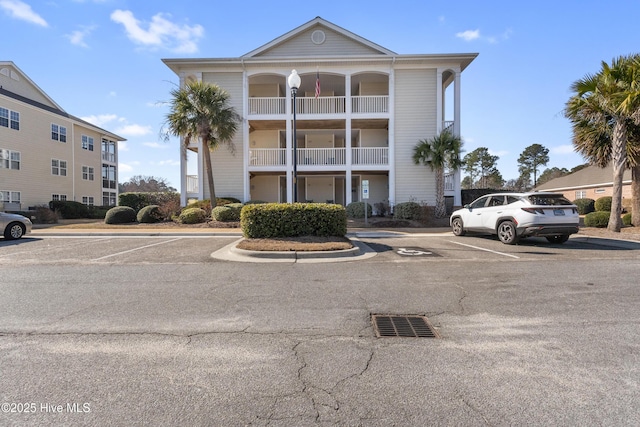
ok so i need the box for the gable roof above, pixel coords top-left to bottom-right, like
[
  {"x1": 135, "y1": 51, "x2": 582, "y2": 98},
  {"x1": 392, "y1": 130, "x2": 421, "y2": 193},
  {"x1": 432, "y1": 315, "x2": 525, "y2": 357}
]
[
  {"x1": 536, "y1": 164, "x2": 632, "y2": 191},
  {"x1": 0, "y1": 61, "x2": 64, "y2": 111},
  {"x1": 243, "y1": 16, "x2": 397, "y2": 58}
]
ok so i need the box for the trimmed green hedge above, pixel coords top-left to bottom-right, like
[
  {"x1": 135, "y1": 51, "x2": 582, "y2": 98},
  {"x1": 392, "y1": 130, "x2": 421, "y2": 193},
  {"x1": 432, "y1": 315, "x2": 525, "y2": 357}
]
[
  {"x1": 105, "y1": 206, "x2": 137, "y2": 224},
  {"x1": 623, "y1": 212, "x2": 633, "y2": 226},
  {"x1": 584, "y1": 211, "x2": 610, "y2": 228},
  {"x1": 595, "y1": 196, "x2": 612, "y2": 212},
  {"x1": 572, "y1": 198, "x2": 595, "y2": 215},
  {"x1": 178, "y1": 207, "x2": 206, "y2": 224},
  {"x1": 345, "y1": 202, "x2": 372, "y2": 218},
  {"x1": 49, "y1": 200, "x2": 90, "y2": 219},
  {"x1": 119, "y1": 192, "x2": 180, "y2": 212},
  {"x1": 241, "y1": 203, "x2": 347, "y2": 238},
  {"x1": 393, "y1": 202, "x2": 422, "y2": 220},
  {"x1": 137, "y1": 205, "x2": 163, "y2": 223},
  {"x1": 212, "y1": 203, "x2": 242, "y2": 222}
]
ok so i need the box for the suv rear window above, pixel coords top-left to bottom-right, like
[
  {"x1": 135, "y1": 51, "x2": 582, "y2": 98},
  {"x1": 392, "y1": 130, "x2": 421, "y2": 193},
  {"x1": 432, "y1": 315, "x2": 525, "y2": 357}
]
[{"x1": 526, "y1": 195, "x2": 572, "y2": 206}]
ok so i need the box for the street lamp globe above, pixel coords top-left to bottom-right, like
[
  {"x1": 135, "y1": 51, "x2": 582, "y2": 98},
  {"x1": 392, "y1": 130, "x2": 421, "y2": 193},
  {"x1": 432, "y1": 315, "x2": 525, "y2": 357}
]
[{"x1": 288, "y1": 69, "x2": 301, "y2": 91}]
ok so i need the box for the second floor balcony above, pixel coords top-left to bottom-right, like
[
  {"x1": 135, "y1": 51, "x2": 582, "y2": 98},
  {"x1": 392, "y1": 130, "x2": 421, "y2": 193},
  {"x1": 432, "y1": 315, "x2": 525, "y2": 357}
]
[
  {"x1": 249, "y1": 147, "x2": 388, "y2": 168},
  {"x1": 248, "y1": 95, "x2": 389, "y2": 116}
]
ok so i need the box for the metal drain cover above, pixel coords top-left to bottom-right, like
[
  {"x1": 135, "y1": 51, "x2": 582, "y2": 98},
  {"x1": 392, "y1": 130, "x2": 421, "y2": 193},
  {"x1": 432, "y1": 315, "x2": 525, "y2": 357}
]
[{"x1": 372, "y1": 315, "x2": 439, "y2": 338}]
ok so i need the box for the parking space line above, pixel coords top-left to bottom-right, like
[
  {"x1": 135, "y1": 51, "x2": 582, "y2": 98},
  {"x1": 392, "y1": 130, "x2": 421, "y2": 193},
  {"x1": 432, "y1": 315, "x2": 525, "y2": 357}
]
[
  {"x1": 448, "y1": 240, "x2": 520, "y2": 259},
  {"x1": 92, "y1": 238, "x2": 183, "y2": 261}
]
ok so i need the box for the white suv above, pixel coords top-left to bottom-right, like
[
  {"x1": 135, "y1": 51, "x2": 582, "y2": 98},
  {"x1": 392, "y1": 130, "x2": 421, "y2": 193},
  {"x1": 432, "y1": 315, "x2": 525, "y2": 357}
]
[{"x1": 450, "y1": 192, "x2": 580, "y2": 245}]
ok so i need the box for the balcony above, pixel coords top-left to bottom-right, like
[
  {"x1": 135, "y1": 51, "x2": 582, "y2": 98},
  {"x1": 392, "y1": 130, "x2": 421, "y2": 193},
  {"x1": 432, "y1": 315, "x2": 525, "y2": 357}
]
[
  {"x1": 248, "y1": 147, "x2": 388, "y2": 167},
  {"x1": 248, "y1": 95, "x2": 389, "y2": 116},
  {"x1": 187, "y1": 175, "x2": 198, "y2": 194},
  {"x1": 102, "y1": 152, "x2": 116, "y2": 162}
]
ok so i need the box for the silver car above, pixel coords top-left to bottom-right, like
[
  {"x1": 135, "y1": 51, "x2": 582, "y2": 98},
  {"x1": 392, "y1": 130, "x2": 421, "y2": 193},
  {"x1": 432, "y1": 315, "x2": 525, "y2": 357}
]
[
  {"x1": 1, "y1": 211, "x2": 32, "y2": 240},
  {"x1": 450, "y1": 192, "x2": 580, "y2": 244}
]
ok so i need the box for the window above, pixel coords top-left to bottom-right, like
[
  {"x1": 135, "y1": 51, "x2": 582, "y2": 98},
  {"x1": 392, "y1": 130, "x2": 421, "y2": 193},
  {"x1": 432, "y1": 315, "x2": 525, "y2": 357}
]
[
  {"x1": 82, "y1": 135, "x2": 94, "y2": 151},
  {"x1": 52, "y1": 194, "x2": 67, "y2": 201},
  {"x1": 595, "y1": 189, "x2": 606, "y2": 194},
  {"x1": 82, "y1": 196, "x2": 94, "y2": 206},
  {"x1": 0, "y1": 191, "x2": 20, "y2": 203},
  {"x1": 0, "y1": 107, "x2": 8, "y2": 127},
  {"x1": 1, "y1": 107, "x2": 19, "y2": 130},
  {"x1": 103, "y1": 191, "x2": 116, "y2": 206},
  {"x1": 0, "y1": 149, "x2": 20, "y2": 170},
  {"x1": 82, "y1": 166, "x2": 94, "y2": 181},
  {"x1": 52, "y1": 159, "x2": 67, "y2": 176},
  {"x1": 10, "y1": 111, "x2": 19, "y2": 130},
  {"x1": 102, "y1": 164, "x2": 116, "y2": 189},
  {"x1": 52, "y1": 124, "x2": 67, "y2": 142},
  {"x1": 575, "y1": 190, "x2": 587, "y2": 199},
  {"x1": 102, "y1": 138, "x2": 116, "y2": 162}
]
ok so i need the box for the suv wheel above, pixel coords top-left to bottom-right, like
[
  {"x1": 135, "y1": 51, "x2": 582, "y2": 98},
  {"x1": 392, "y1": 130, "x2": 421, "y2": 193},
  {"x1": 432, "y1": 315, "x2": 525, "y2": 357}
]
[
  {"x1": 546, "y1": 235, "x2": 569, "y2": 244},
  {"x1": 497, "y1": 221, "x2": 519, "y2": 245},
  {"x1": 451, "y1": 217, "x2": 465, "y2": 236}
]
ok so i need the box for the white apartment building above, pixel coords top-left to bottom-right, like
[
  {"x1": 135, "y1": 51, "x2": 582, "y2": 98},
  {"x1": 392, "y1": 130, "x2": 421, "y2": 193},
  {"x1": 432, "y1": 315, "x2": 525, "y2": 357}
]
[
  {"x1": 0, "y1": 61, "x2": 124, "y2": 211},
  {"x1": 163, "y1": 17, "x2": 477, "y2": 211}
]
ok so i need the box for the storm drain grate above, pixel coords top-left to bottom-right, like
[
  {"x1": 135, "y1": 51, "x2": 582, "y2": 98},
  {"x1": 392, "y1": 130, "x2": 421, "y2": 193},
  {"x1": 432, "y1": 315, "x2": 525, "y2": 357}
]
[{"x1": 372, "y1": 315, "x2": 439, "y2": 338}]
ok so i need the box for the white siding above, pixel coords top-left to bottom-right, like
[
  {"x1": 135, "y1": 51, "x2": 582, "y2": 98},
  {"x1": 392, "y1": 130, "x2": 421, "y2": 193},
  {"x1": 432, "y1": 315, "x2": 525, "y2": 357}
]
[
  {"x1": 0, "y1": 66, "x2": 59, "y2": 108},
  {"x1": 393, "y1": 69, "x2": 437, "y2": 204},
  {"x1": 201, "y1": 72, "x2": 245, "y2": 201},
  {"x1": 250, "y1": 175, "x2": 280, "y2": 202},
  {"x1": 256, "y1": 27, "x2": 384, "y2": 57}
]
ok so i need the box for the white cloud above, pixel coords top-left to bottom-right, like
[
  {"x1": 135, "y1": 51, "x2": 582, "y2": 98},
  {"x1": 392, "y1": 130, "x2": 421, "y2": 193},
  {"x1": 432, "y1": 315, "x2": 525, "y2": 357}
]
[
  {"x1": 0, "y1": 0, "x2": 47, "y2": 27},
  {"x1": 110, "y1": 9, "x2": 204, "y2": 53},
  {"x1": 66, "y1": 25, "x2": 96, "y2": 48},
  {"x1": 115, "y1": 124, "x2": 153, "y2": 137},
  {"x1": 154, "y1": 159, "x2": 180, "y2": 167},
  {"x1": 118, "y1": 163, "x2": 134, "y2": 173},
  {"x1": 489, "y1": 149, "x2": 509, "y2": 157},
  {"x1": 118, "y1": 141, "x2": 129, "y2": 151},
  {"x1": 80, "y1": 114, "x2": 118, "y2": 127},
  {"x1": 456, "y1": 29, "x2": 480, "y2": 42},
  {"x1": 143, "y1": 142, "x2": 168, "y2": 149},
  {"x1": 551, "y1": 144, "x2": 576, "y2": 155}
]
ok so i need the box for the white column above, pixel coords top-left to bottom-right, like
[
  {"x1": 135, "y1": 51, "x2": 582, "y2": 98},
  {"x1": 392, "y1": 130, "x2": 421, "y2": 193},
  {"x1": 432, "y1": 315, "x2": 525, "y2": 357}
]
[
  {"x1": 436, "y1": 69, "x2": 443, "y2": 133},
  {"x1": 178, "y1": 72, "x2": 188, "y2": 205},
  {"x1": 242, "y1": 69, "x2": 250, "y2": 202},
  {"x1": 194, "y1": 72, "x2": 205, "y2": 200},
  {"x1": 285, "y1": 75, "x2": 293, "y2": 203},
  {"x1": 387, "y1": 67, "x2": 395, "y2": 207},
  {"x1": 453, "y1": 69, "x2": 462, "y2": 206},
  {"x1": 345, "y1": 73, "x2": 352, "y2": 205}
]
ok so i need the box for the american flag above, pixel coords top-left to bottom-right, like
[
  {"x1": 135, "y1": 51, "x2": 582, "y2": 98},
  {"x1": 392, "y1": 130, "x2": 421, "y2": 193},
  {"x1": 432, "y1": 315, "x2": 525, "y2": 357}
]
[{"x1": 315, "y1": 71, "x2": 321, "y2": 99}]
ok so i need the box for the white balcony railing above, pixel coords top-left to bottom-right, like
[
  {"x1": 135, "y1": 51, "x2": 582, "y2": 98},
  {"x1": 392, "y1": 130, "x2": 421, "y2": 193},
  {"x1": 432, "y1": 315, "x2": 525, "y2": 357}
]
[
  {"x1": 295, "y1": 96, "x2": 345, "y2": 114},
  {"x1": 352, "y1": 147, "x2": 388, "y2": 165},
  {"x1": 249, "y1": 97, "x2": 286, "y2": 115},
  {"x1": 352, "y1": 96, "x2": 389, "y2": 113},
  {"x1": 249, "y1": 148, "x2": 286, "y2": 166},
  {"x1": 296, "y1": 148, "x2": 346, "y2": 165},
  {"x1": 442, "y1": 121, "x2": 455, "y2": 133},
  {"x1": 186, "y1": 175, "x2": 198, "y2": 194},
  {"x1": 102, "y1": 152, "x2": 116, "y2": 162}
]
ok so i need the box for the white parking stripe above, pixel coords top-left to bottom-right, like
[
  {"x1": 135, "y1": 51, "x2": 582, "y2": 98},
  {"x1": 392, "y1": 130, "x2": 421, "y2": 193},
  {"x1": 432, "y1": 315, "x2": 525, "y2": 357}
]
[
  {"x1": 92, "y1": 238, "x2": 183, "y2": 261},
  {"x1": 448, "y1": 240, "x2": 520, "y2": 259}
]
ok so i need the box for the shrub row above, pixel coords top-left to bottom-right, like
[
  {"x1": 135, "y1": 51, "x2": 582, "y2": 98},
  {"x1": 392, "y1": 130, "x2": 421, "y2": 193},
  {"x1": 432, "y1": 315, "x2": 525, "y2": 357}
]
[{"x1": 241, "y1": 203, "x2": 347, "y2": 238}]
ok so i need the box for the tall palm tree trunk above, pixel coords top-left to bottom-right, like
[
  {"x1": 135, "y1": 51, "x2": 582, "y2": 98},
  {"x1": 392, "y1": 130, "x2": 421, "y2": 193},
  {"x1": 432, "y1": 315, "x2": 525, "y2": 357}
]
[
  {"x1": 632, "y1": 165, "x2": 640, "y2": 226},
  {"x1": 202, "y1": 144, "x2": 216, "y2": 203},
  {"x1": 434, "y1": 168, "x2": 446, "y2": 218},
  {"x1": 609, "y1": 121, "x2": 626, "y2": 232}
]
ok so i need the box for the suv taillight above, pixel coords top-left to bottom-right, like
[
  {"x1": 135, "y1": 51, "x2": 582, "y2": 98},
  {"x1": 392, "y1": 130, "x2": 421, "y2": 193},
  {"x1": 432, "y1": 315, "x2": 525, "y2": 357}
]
[{"x1": 521, "y1": 207, "x2": 545, "y2": 215}]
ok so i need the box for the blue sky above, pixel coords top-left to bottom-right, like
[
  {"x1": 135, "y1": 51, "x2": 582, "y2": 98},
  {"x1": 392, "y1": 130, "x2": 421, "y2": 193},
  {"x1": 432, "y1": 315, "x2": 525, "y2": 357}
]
[{"x1": 2, "y1": 0, "x2": 639, "y2": 190}]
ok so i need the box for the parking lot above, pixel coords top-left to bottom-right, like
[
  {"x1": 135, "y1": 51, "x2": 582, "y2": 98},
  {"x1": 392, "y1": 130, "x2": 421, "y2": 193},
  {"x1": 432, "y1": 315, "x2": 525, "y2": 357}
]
[
  {"x1": 2, "y1": 230, "x2": 640, "y2": 426},
  {"x1": 1, "y1": 231, "x2": 639, "y2": 265}
]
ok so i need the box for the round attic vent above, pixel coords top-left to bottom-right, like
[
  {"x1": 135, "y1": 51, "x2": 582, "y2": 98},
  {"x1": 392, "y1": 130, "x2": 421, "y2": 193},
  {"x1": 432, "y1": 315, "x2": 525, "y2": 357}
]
[{"x1": 311, "y1": 30, "x2": 326, "y2": 45}]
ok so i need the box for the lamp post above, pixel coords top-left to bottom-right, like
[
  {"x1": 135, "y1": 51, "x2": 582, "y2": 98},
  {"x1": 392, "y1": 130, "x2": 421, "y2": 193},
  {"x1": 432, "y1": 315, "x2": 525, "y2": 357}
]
[{"x1": 288, "y1": 70, "x2": 301, "y2": 202}]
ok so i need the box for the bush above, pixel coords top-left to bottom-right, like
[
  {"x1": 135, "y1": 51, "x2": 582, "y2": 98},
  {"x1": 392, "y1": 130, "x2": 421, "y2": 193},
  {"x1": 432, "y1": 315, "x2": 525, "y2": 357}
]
[
  {"x1": 178, "y1": 207, "x2": 206, "y2": 224},
  {"x1": 105, "y1": 206, "x2": 137, "y2": 224},
  {"x1": 49, "y1": 200, "x2": 90, "y2": 219},
  {"x1": 241, "y1": 203, "x2": 347, "y2": 238},
  {"x1": 572, "y1": 198, "x2": 595, "y2": 215},
  {"x1": 137, "y1": 205, "x2": 164, "y2": 223},
  {"x1": 244, "y1": 200, "x2": 267, "y2": 205},
  {"x1": 584, "y1": 211, "x2": 610, "y2": 228},
  {"x1": 212, "y1": 203, "x2": 242, "y2": 222},
  {"x1": 393, "y1": 202, "x2": 422, "y2": 220},
  {"x1": 345, "y1": 202, "x2": 372, "y2": 218},
  {"x1": 33, "y1": 205, "x2": 58, "y2": 224},
  {"x1": 187, "y1": 199, "x2": 212, "y2": 216},
  {"x1": 623, "y1": 212, "x2": 633, "y2": 226},
  {"x1": 374, "y1": 201, "x2": 391, "y2": 217},
  {"x1": 595, "y1": 196, "x2": 612, "y2": 212},
  {"x1": 119, "y1": 192, "x2": 181, "y2": 213},
  {"x1": 87, "y1": 206, "x2": 110, "y2": 219},
  {"x1": 219, "y1": 197, "x2": 241, "y2": 204}
]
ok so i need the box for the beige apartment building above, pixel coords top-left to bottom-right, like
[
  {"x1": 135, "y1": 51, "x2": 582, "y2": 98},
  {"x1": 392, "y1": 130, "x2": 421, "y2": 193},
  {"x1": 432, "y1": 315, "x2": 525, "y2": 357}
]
[
  {"x1": 163, "y1": 17, "x2": 477, "y2": 212},
  {"x1": 0, "y1": 61, "x2": 124, "y2": 211}
]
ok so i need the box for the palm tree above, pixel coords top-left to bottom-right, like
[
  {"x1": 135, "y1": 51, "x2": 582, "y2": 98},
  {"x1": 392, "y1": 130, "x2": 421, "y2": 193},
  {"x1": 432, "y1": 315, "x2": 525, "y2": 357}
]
[
  {"x1": 413, "y1": 130, "x2": 464, "y2": 218},
  {"x1": 565, "y1": 54, "x2": 640, "y2": 231},
  {"x1": 165, "y1": 80, "x2": 241, "y2": 204}
]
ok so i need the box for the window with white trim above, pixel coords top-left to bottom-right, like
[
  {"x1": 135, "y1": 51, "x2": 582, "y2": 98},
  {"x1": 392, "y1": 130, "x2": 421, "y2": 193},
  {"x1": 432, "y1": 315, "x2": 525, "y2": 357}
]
[
  {"x1": 51, "y1": 124, "x2": 67, "y2": 142},
  {"x1": 51, "y1": 194, "x2": 67, "y2": 201},
  {"x1": 103, "y1": 191, "x2": 116, "y2": 206},
  {"x1": 82, "y1": 196, "x2": 94, "y2": 206},
  {"x1": 52, "y1": 159, "x2": 67, "y2": 176},
  {"x1": 575, "y1": 190, "x2": 587, "y2": 199},
  {"x1": 82, "y1": 166, "x2": 94, "y2": 181},
  {"x1": 0, "y1": 149, "x2": 20, "y2": 170},
  {"x1": 0, "y1": 190, "x2": 21, "y2": 203},
  {"x1": 1, "y1": 107, "x2": 19, "y2": 130},
  {"x1": 82, "y1": 135, "x2": 94, "y2": 151}
]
